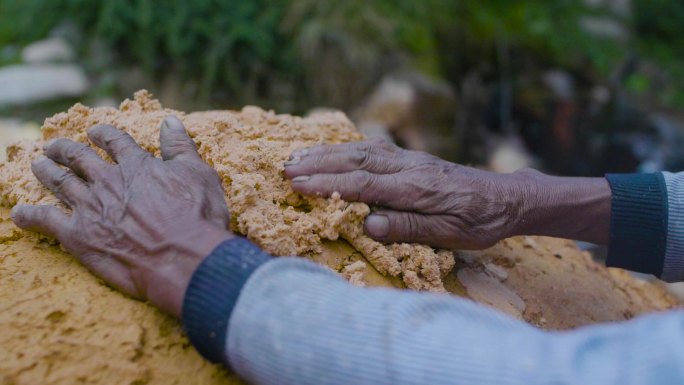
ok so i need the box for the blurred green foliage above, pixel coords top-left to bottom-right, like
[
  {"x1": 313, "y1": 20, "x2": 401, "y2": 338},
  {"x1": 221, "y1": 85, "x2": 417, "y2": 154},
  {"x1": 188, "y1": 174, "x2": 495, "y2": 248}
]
[
  {"x1": 632, "y1": 0, "x2": 684, "y2": 107},
  {"x1": 0, "y1": 0, "x2": 681, "y2": 110}
]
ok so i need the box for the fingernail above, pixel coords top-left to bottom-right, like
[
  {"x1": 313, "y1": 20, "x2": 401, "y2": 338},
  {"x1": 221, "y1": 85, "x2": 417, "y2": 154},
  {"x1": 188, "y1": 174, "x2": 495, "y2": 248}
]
[
  {"x1": 292, "y1": 175, "x2": 310, "y2": 182},
  {"x1": 163, "y1": 115, "x2": 182, "y2": 130},
  {"x1": 291, "y1": 148, "x2": 309, "y2": 158},
  {"x1": 32, "y1": 155, "x2": 48, "y2": 165},
  {"x1": 10, "y1": 205, "x2": 25, "y2": 226},
  {"x1": 284, "y1": 157, "x2": 301, "y2": 166},
  {"x1": 365, "y1": 214, "x2": 389, "y2": 238},
  {"x1": 10, "y1": 205, "x2": 21, "y2": 220},
  {"x1": 43, "y1": 139, "x2": 58, "y2": 150}
]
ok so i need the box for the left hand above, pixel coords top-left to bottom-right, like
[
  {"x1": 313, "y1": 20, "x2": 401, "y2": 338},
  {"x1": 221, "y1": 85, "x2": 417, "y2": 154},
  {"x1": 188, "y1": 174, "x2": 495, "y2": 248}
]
[
  {"x1": 11, "y1": 116, "x2": 234, "y2": 318},
  {"x1": 284, "y1": 139, "x2": 524, "y2": 250}
]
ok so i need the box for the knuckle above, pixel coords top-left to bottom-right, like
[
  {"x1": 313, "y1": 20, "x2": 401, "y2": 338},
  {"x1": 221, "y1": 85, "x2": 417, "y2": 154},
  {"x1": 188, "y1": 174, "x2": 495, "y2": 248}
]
[
  {"x1": 346, "y1": 170, "x2": 372, "y2": 200},
  {"x1": 106, "y1": 134, "x2": 127, "y2": 148},
  {"x1": 167, "y1": 135, "x2": 192, "y2": 149},
  {"x1": 105, "y1": 132, "x2": 135, "y2": 152},
  {"x1": 66, "y1": 143, "x2": 91, "y2": 163},
  {"x1": 404, "y1": 214, "x2": 418, "y2": 238},
  {"x1": 350, "y1": 170, "x2": 371, "y2": 187},
  {"x1": 358, "y1": 141, "x2": 372, "y2": 154},
  {"x1": 51, "y1": 171, "x2": 73, "y2": 191},
  {"x1": 351, "y1": 150, "x2": 370, "y2": 168},
  {"x1": 384, "y1": 141, "x2": 400, "y2": 152}
]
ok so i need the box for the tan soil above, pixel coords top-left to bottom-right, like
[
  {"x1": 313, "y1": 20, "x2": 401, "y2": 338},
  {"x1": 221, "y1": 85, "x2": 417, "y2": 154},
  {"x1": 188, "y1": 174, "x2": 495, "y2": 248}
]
[{"x1": 0, "y1": 91, "x2": 679, "y2": 384}]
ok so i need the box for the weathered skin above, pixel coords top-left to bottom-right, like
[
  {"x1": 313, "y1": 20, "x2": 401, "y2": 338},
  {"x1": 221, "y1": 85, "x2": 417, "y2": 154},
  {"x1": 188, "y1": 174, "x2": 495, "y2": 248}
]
[
  {"x1": 284, "y1": 140, "x2": 612, "y2": 249},
  {"x1": 12, "y1": 117, "x2": 234, "y2": 317}
]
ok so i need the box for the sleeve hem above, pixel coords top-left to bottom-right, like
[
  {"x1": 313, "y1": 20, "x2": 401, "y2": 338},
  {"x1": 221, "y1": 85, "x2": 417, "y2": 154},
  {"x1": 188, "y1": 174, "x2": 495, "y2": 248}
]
[
  {"x1": 661, "y1": 172, "x2": 684, "y2": 282},
  {"x1": 181, "y1": 237, "x2": 271, "y2": 364},
  {"x1": 605, "y1": 173, "x2": 668, "y2": 277}
]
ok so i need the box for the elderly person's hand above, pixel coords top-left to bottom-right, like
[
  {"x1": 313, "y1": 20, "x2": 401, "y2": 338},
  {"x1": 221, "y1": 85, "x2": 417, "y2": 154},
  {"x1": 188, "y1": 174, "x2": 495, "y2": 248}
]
[
  {"x1": 11, "y1": 116, "x2": 233, "y2": 317},
  {"x1": 284, "y1": 139, "x2": 611, "y2": 249}
]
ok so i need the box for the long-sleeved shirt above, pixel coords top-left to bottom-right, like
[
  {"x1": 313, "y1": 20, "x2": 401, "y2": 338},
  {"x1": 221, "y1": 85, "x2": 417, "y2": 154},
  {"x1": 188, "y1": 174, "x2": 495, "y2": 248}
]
[{"x1": 181, "y1": 172, "x2": 684, "y2": 384}]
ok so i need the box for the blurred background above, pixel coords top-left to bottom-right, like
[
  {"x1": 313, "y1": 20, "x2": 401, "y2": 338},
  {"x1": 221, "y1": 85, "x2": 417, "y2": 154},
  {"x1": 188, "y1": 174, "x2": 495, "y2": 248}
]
[
  {"x1": 1, "y1": 0, "x2": 684, "y2": 176},
  {"x1": 4, "y1": 0, "x2": 684, "y2": 296}
]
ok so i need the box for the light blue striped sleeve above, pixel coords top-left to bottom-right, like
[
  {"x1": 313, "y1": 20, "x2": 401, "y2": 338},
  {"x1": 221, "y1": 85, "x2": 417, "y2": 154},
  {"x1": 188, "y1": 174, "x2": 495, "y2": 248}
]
[
  {"x1": 662, "y1": 171, "x2": 684, "y2": 282},
  {"x1": 226, "y1": 257, "x2": 684, "y2": 385}
]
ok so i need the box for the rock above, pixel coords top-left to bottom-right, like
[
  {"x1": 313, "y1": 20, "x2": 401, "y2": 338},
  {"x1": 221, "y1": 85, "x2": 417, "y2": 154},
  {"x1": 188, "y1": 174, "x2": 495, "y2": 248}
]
[
  {"x1": 21, "y1": 37, "x2": 75, "y2": 64},
  {"x1": 352, "y1": 72, "x2": 458, "y2": 160},
  {"x1": 457, "y1": 268, "x2": 526, "y2": 319},
  {"x1": 354, "y1": 76, "x2": 415, "y2": 130},
  {"x1": 0, "y1": 64, "x2": 88, "y2": 106},
  {"x1": 488, "y1": 136, "x2": 535, "y2": 173},
  {"x1": 354, "y1": 121, "x2": 394, "y2": 142}
]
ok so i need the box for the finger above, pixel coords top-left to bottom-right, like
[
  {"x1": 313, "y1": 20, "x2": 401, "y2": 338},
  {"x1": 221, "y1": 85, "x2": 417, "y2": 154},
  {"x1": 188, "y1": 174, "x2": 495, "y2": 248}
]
[
  {"x1": 32, "y1": 156, "x2": 89, "y2": 207},
  {"x1": 284, "y1": 147, "x2": 405, "y2": 179},
  {"x1": 364, "y1": 211, "x2": 448, "y2": 247},
  {"x1": 290, "y1": 138, "x2": 399, "y2": 160},
  {"x1": 159, "y1": 115, "x2": 202, "y2": 162},
  {"x1": 291, "y1": 171, "x2": 407, "y2": 208},
  {"x1": 11, "y1": 204, "x2": 69, "y2": 239},
  {"x1": 43, "y1": 138, "x2": 111, "y2": 181},
  {"x1": 87, "y1": 124, "x2": 147, "y2": 164}
]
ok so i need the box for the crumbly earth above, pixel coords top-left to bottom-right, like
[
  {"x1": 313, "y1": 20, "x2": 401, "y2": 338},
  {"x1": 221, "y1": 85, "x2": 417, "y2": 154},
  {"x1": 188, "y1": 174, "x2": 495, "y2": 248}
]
[
  {"x1": 0, "y1": 91, "x2": 679, "y2": 384},
  {"x1": 0, "y1": 208, "x2": 237, "y2": 385},
  {"x1": 0, "y1": 90, "x2": 453, "y2": 292}
]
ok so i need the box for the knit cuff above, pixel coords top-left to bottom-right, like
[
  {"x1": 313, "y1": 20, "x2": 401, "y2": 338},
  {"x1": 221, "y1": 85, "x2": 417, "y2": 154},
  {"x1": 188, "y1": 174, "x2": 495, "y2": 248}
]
[
  {"x1": 605, "y1": 173, "x2": 668, "y2": 277},
  {"x1": 661, "y1": 172, "x2": 684, "y2": 282},
  {"x1": 182, "y1": 237, "x2": 271, "y2": 364}
]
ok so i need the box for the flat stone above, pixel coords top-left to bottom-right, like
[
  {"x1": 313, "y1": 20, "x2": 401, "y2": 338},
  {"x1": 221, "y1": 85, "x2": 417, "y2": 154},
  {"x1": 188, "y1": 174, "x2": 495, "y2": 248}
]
[
  {"x1": 457, "y1": 268, "x2": 526, "y2": 319},
  {"x1": 22, "y1": 37, "x2": 75, "y2": 64},
  {"x1": 0, "y1": 64, "x2": 88, "y2": 106}
]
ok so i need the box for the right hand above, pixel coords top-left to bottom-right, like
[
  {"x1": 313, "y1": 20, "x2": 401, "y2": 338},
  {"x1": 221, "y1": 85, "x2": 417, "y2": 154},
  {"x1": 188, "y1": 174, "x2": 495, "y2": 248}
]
[
  {"x1": 11, "y1": 117, "x2": 234, "y2": 317},
  {"x1": 284, "y1": 139, "x2": 527, "y2": 250}
]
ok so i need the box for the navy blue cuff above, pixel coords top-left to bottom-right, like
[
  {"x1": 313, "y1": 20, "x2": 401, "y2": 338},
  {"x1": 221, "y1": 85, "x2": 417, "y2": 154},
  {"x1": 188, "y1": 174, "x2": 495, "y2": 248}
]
[
  {"x1": 605, "y1": 173, "x2": 668, "y2": 277},
  {"x1": 182, "y1": 237, "x2": 271, "y2": 364}
]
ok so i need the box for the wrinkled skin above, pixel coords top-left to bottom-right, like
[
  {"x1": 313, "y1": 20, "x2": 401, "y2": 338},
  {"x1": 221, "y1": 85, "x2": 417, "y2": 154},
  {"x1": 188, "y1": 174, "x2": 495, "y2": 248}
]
[
  {"x1": 10, "y1": 119, "x2": 610, "y2": 319},
  {"x1": 284, "y1": 139, "x2": 525, "y2": 250},
  {"x1": 11, "y1": 116, "x2": 234, "y2": 317}
]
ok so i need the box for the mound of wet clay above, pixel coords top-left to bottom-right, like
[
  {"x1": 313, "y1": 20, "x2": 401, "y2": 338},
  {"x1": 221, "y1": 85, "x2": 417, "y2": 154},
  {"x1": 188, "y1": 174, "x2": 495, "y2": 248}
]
[{"x1": 0, "y1": 91, "x2": 679, "y2": 384}]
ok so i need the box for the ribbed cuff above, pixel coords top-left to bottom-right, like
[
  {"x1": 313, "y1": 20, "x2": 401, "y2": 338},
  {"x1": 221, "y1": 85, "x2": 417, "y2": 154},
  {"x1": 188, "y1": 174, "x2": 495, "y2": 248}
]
[
  {"x1": 605, "y1": 173, "x2": 668, "y2": 277},
  {"x1": 661, "y1": 172, "x2": 684, "y2": 282},
  {"x1": 182, "y1": 237, "x2": 271, "y2": 364}
]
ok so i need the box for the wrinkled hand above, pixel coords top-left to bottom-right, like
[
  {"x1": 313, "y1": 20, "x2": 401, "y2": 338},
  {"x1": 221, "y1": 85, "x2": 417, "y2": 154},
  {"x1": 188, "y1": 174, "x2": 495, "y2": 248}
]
[
  {"x1": 284, "y1": 139, "x2": 524, "y2": 250},
  {"x1": 11, "y1": 116, "x2": 233, "y2": 317}
]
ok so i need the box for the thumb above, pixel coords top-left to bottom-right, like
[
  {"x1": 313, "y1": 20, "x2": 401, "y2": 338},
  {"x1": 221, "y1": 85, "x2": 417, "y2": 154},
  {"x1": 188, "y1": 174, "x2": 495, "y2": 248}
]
[
  {"x1": 160, "y1": 115, "x2": 201, "y2": 162},
  {"x1": 11, "y1": 204, "x2": 68, "y2": 239},
  {"x1": 364, "y1": 210, "x2": 437, "y2": 245}
]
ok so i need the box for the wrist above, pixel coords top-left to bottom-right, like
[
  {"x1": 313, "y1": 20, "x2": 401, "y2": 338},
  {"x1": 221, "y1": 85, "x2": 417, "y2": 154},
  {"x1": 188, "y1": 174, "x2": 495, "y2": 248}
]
[
  {"x1": 140, "y1": 222, "x2": 235, "y2": 318},
  {"x1": 181, "y1": 237, "x2": 272, "y2": 363},
  {"x1": 508, "y1": 169, "x2": 611, "y2": 244}
]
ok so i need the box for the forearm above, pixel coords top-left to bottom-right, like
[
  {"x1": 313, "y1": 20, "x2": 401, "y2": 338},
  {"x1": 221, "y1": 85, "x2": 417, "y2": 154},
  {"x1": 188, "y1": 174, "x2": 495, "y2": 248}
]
[
  {"x1": 509, "y1": 170, "x2": 684, "y2": 281},
  {"x1": 228, "y1": 258, "x2": 541, "y2": 385},
  {"x1": 510, "y1": 170, "x2": 611, "y2": 244},
  {"x1": 226, "y1": 257, "x2": 684, "y2": 385}
]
